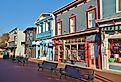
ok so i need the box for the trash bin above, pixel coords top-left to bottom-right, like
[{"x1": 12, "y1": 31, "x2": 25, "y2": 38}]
[{"x1": 3, "y1": 50, "x2": 9, "y2": 59}]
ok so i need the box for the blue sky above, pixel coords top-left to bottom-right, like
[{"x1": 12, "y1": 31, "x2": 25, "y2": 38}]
[{"x1": 0, "y1": 0, "x2": 72, "y2": 35}]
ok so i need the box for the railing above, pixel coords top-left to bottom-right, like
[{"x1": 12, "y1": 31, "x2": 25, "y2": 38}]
[{"x1": 36, "y1": 30, "x2": 52, "y2": 39}]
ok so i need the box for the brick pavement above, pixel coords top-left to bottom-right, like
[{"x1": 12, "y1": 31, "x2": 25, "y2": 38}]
[
  {"x1": 1, "y1": 58, "x2": 121, "y2": 82},
  {"x1": 29, "y1": 58, "x2": 121, "y2": 82},
  {"x1": 0, "y1": 59, "x2": 62, "y2": 82}
]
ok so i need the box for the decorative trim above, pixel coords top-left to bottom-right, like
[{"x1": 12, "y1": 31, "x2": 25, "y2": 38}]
[
  {"x1": 54, "y1": 29, "x2": 99, "y2": 39},
  {"x1": 53, "y1": 0, "x2": 84, "y2": 15}
]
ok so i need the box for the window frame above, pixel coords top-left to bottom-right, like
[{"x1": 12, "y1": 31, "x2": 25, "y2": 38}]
[
  {"x1": 57, "y1": 19, "x2": 62, "y2": 35},
  {"x1": 69, "y1": 14, "x2": 76, "y2": 33},
  {"x1": 116, "y1": 0, "x2": 121, "y2": 13},
  {"x1": 45, "y1": 22, "x2": 49, "y2": 32},
  {"x1": 86, "y1": 6, "x2": 97, "y2": 29}
]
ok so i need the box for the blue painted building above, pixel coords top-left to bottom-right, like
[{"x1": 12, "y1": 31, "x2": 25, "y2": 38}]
[
  {"x1": 97, "y1": 0, "x2": 121, "y2": 71},
  {"x1": 53, "y1": 0, "x2": 101, "y2": 68},
  {"x1": 34, "y1": 13, "x2": 55, "y2": 61}
]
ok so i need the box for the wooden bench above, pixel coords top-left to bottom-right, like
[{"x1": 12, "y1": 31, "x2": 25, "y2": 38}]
[
  {"x1": 60, "y1": 65, "x2": 94, "y2": 82},
  {"x1": 15, "y1": 56, "x2": 28, "y2": 66},
  {"x1": 37, "y1": 61, "x2": 58, "y2": 74}
]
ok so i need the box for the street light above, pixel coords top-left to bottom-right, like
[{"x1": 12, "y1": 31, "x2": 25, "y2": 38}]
[{"x1": 13, "y1": 31, "x2": 17, "y2": 59}]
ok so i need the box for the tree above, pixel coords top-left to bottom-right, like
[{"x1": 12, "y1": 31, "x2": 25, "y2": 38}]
[{"x1": 0, "y1": 33, "x2": 10, "y2": 48}]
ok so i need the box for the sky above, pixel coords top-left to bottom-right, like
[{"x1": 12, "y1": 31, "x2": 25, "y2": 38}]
[{"x1": 0, "y1": 0, "x2": 73, "y2": 35}]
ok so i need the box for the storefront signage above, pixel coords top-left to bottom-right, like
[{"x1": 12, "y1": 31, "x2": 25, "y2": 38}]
[
  {"x1": 102, "y1": 25, "x2": 121, "y2": 31},
  {"x1": 65, "y1": 38, "x2": 85, "y2": 44}
]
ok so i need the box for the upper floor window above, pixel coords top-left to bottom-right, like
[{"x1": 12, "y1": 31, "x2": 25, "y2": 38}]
[
  {"x1": 69, "y1": 14, "x2": 76, "y2": 33},
  {"x1": 57, "y1": 20, "x2": 62, "y2": 35},
  {"x1": 46, "y1": 21, "x2": 51, "y2": 31},
  {"x1": 87, "y1": 7, "x2": 96, "y2": 28},
  {"x1": 40, "y1": 24, "x2": 43, "y2": 33},
  {"x1": 43, "y1": 22, "x2": 46, "y2": 32},
  {"x1": 48, "y1": 22, "x2": 51, "y2": 31},
  {"x1": 116, "y1": 0, "x2": 121, "y2": 13},
  {"x1": 45, "y1": 22, "x2": 49, "y2": 31}
]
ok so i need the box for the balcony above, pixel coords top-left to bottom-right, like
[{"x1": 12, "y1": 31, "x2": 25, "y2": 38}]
[
  {"x1": 36, "y1": 30, "x2": 53, "y2": 40},
  {"x1": 6, "y1": 41, "x2": 17, "y2": 48}
]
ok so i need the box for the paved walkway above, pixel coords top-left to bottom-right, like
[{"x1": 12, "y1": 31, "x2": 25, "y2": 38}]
[
  {"x1": 0, "y1": 59, "x2": 62, "y2": 82},
  {"x1": 1, "y1": 59, "x2": 121, "y2": 82}
]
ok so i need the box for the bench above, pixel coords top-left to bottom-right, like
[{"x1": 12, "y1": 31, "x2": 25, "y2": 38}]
[
  {"x1": 38, "y1": 61, "x2": 58, "y2": 74},
  {"x1": 15, "y1": 56, "x2": 28, "y2": 66},
  {"x1": 60, "y1": 65, "x2": 94, "y2": 82}
]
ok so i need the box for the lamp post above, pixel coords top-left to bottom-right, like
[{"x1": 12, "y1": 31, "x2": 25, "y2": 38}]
[{"x1": 13, "y1": 32, "x2": 17, "y2": 59}]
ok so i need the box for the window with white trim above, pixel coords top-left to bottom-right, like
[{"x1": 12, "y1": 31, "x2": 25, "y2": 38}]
[
  {"x1": 69, "y1": 16, "x2": 76, "y2": 33},
  {"x1": 40, "y1": 24, "x2": 43, "y2": 33},
  {"x1": 43, "y1": 22, "x2": 46, "y2": 32},
  {"x1": 88, "y1": 11, "x2": 96, "y2": 28},
  {"x1": 48, "y1": 21, "x2": 51, "y2": 31},
  {"x1": 45, "y1": 22, "x2": 48, "y2": 31},
  {"x1": 57, "y1": 21, "x2": 62, "y2": 35},
  {"x1": 116, "y1": 0, "x2": 121, "y2": 13}
]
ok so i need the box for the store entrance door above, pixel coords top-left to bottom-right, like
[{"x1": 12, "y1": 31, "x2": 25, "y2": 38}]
[{"x1": 88, "y1": 42, "x2": 98, "y2": 68}]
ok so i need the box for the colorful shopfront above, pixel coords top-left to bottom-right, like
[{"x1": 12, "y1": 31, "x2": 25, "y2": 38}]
[
  {"x1": 39, "y1": 39, "x2": 54, "y2": 61},
  {"x1": 54, "y1": 29, "x2": 100, "y2": 68},
  {"x1": 97, "y1": 18, "x2": 121, "y2": 71},
  {"x1": 53, "y1": 0, "x2": 101, "y2": 68},
  {"x1": 34, "y1": 13, "x2": 55, "y2": 61}
]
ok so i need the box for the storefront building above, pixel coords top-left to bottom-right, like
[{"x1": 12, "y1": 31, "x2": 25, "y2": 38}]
[
  {"x1": 53, "y1": 0, "x2": 101, "y2": 68},
  {"x1": 6, "y1": 28, "x2": 25, "y2": 57},
  {"x1": 97, "y1": 0, "x2": 121, "y2": 71},
  {"x1": 24, "y1": 27, "x2": 36, "y2": 58},
  {"x1": 34, "y1": 13, "x2": 55, "y2": 61}
]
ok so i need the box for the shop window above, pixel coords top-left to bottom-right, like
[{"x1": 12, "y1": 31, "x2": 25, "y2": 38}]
[
  {"x1": 57, "y1": 20, "x2": 62, "y2": 35},
  {"x1": 116, "y1": 0, "x2": 121, "y2": 13},
  {"x1": 71, "y1": 45, "x2": 77, "y2": 60},
  {"x1": 78, "y1": 44, "x2": 85, "y2": 61},
  {"x1": 41, "y1": 45, "x2": 47, "y2": 57},
  {"x1": 64, "y1": 38, "x2": 85, "y2": 61},
  {"x1": 109, "y1": 39, "x2": 121, "y2": 63},
  {"x1": 58, "y1": 45, "x2": 64, "y2": 61},
  {"x1": 69, "y1": 14, "x2": 76, "y2": 33},
  {"x1": 65, "y1": 45, "x2": 71, "y2": 59}
]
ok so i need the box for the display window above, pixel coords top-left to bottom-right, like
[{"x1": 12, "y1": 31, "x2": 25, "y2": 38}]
[
  {"x1": 109, "y1": 39, "x2": 121, "y2": 63},
  {"x1": 64, "y1": 38, "x2": 85, "y2": 61}
]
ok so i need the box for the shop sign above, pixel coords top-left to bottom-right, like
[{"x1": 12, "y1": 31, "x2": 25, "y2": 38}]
[{"x1": 102, "y1": 25, "x2": 121, "y2": 31}]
